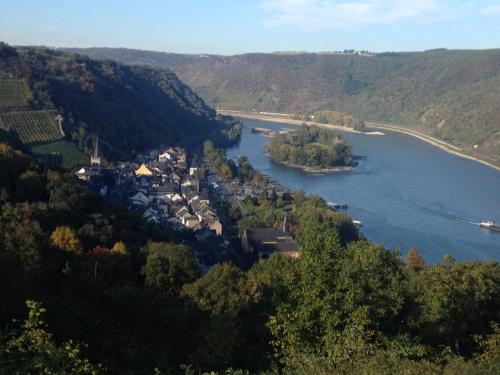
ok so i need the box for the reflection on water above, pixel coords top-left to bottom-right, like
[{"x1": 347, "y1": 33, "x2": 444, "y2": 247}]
[{"x1": 227, "y1": 119, "x2": 500, "y2": 264}]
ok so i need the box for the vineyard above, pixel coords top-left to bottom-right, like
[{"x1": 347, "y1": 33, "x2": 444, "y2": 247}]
[
  {"x1": 30, "y1": 140, "x2": 88, "y2": 169},
  {"x1": 0, "y1": 79, "x2": 32, "y2": 107},
  {"x1": 0, "y1": 110, "x2": 63, "y2": 143}
]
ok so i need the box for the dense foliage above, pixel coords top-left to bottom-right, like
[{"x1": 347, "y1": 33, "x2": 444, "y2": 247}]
[
  {"x1": 0, "y1": 79, "x2": 32, "y2": 108},
  {"x1": 311, "y1": 110, "x2": 366, "y2": 131},
  {"x1": 204, "y1": 140, "x2": 259, "y2": 182},
  {"x1": 0, "y1": 42, "x2": 239, "y2": 162},
  {"x1": 266, "y1": 125, "x2": 353, "y2": 168},
  {"x1": 1, "y1": 143, "x2": 499, "y2": 374},
  {"x1": 70, "y1": 47, "x2": 500, "y2": 163}
]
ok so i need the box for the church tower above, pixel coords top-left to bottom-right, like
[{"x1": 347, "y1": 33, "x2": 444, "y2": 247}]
[
  {"x1": 283, "y1": 213, "x2": 288, "y2": 233},
  {"x1": 90, "y1": 136, "x2": 101, "y2": 173}
]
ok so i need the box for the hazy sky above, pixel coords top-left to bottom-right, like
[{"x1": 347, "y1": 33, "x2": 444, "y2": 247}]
[{"x1": 1, "y1": 0, "x2": 500, "y2": 54}]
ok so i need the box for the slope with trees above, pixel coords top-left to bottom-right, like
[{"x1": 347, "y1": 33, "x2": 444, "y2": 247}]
[
  {"x1": 0, "y1": 42, "x2": 240, "y2": 164},
  {"x1": 0, "y1": 142, "x2": 499, "y2": 373},
  {"x1": 67, "y1": 47, "x2": 500, "y2": 164}
]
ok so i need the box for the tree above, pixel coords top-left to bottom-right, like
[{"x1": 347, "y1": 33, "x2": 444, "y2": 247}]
[
  {"x1": 182, "y1": 263, "x2": 252, "y2": 316},
  {"x1": 0, "y1": 204, "x2": 46, "y2": 323},
  {"x1": 16, "y1": 170, "x2": 45, "y2": 202},
  {"x1": 237, "y1": 156, "x2": 254, "y2": 181},
  {"x1": 269, "y1": 220, "x2": 343, "y2": 360},
  {"x1": 181, "y1": 263, "x2": 266, "y2": 370},
  {"x1": 248, "y1": 253, "x2": 297, "y2": 311},
  {"x1": 50, "y1": 226, "x2": 83, "y2": 255},
  {"x1": 0, "y1": 300, "x2": 102, "y2": 374},
  {"x1": 142, "y1": 242, "x2": 199, "y2": 296},
  {"x1": 270, "y1": 221, "x2": 408, "y2": 368},
  {"x1": 252, "y1": 171, "x2": 263, "y2": 185},
  {"x1": 111, "y1": 241, "x2": 129, "y2": 256},
  {"x1": 406, "y1": 248, "x2": 427, "y2": 272},
  {"x1": 413, "y1": 260, "x2": 500, "y2": 354},
  {"x1": 219, "y1": 163, "x2": 234, "y2": 180}
]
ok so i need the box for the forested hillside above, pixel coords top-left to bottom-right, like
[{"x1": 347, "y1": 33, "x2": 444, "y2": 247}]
[
  {"x1": 1, "y1": 142, "x2": 499, "y2": 374},
  {"x1": 67, "y1": 47, "x2": 500, "y2": 163},
  {"x1": 0, "y1": 43, "x2": 238, "y2": 162}
]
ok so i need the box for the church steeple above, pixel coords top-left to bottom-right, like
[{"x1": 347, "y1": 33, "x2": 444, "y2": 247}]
[
  {"x1": 90, "y1": 136, "x2": 101, "y2": 172},
  {"x1": 283, "y1": 213, "x2": 288, "y2": 233}
]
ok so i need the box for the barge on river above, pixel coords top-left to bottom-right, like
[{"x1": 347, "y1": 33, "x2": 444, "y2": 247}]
[{"x1": 480, "y1": 221, "x2": 500, "y2": 232}]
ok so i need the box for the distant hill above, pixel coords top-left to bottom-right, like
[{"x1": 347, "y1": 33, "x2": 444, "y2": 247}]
[
  {"x1": 0, "y1": 43, "x2": 237, "y2": 163},
  {"x1": 64, "y1": 47, "x2": 500, "y2": 164}
]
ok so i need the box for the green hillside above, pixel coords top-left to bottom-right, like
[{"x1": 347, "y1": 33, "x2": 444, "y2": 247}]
[
  {"x1": 0, "y1": 42, "x2": 239, "y2": 162},
  {"x1": 29, "y1": 139, "x2": 88, "y2": 168},
  {"x1": 1, "y1": 110, "x2": 61, "y2": 143},
  {"x1": 68, "y1": 47, "x2": 500, "y2": 164}
]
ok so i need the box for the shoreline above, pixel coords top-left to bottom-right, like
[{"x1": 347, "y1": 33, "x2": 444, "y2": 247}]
[
  {"x1": 267, "y1": 153, "x2": 354, "y2": 174},
  {"x1": 219, "y1": 110, "x2": 384, "y2": 136},
  {"x1": 364, "y1": 122, "x2": 500, "y2": 172},
  {"x1": 219, "y1": 110, "x2": 500, "y2": 172}
]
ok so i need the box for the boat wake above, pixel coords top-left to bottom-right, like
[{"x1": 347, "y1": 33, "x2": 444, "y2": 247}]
[
  {"x1": 467, "y1": 221, "x2": 482, "y2": 226},
  {"x1": 418, "y1": 204, "x2": 482, "y2": 227}
]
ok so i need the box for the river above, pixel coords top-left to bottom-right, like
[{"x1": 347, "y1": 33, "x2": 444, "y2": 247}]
[{"x1": 227, "y1": 119, "x2": 500, "y2": 264}]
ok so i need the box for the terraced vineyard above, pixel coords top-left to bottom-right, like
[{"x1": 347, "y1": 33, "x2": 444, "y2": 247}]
[
  {"x1": 0, "y1": 79, "x2": 32, "y2": 107},
  {"x1": 0, "y1": 110, "x2": 63, "y2": 143}
]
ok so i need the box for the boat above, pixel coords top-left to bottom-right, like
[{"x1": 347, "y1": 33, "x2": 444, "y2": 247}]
[
  {"x1": 479, "y1": 221, "x2": 500, "y2": 232},
  {"x1": 352, "y1": 220, "x2": 363, "y2": 227}
]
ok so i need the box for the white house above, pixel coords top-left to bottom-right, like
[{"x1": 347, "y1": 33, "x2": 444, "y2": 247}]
[
  {"x1": 159, "y1": 152, "x2": 173, "y2": 162},
  {"x1": 170, "y1": 193, "x2": 183, "y2": 203}
]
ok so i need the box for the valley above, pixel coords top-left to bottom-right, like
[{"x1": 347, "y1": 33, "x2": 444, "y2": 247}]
[{"x1": 66, "y1": 47, "x2": 500, "y2": 166}]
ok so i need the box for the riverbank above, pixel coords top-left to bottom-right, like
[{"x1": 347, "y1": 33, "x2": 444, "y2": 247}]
[
  {"x1": 251, "y1": 127, "x2": 293, "y2": 137},
  {"x1": 364, "y1": 122, "x2": 500, "y2": 172},
  {"x1": 219, "y1": 110, "x2": 384, "y2": 136},
  {"x1": 267, "y1": 153, "x2": 353, "y2": 174},
  {"x1": 220, "y1": 110, "x2": 500, "y2": 172}
]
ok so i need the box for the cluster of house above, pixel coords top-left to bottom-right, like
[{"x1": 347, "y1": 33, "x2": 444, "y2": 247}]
[
  {"x1": 74, "y1": 138, "x2": 301, "y2": 258},
  {"x1": 75, "y1": 143, "x2": 223, "y2": 239}
]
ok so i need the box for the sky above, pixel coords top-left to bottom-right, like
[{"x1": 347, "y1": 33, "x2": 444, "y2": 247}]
[{"x1": 1, "y1": 0, "x2": 500, "y2": 55}]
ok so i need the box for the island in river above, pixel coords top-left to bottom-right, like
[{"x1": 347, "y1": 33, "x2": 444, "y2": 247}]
[{"x1": 266, "y1": 124, "x2": 354, "y2": 173}]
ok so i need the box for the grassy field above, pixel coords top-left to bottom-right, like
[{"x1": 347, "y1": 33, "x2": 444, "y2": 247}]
[
  {"x1": 0, "y1": 79, "x2": 32, "y2": 107},
  {"x1": 1, "y1": 110, "x2": 63, "y2": 143},
  {"x1": 30, "y1": 140, "x2": 88, "y2": 169}
]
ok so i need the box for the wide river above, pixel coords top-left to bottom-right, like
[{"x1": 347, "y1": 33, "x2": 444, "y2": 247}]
[{"x1": 227, "y1": 119, "x2": 500, "y2": 264}]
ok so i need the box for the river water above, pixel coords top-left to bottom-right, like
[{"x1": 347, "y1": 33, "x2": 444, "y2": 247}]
[{"x1": 227, "y1": 119, "x2": 500, "y2": 264}]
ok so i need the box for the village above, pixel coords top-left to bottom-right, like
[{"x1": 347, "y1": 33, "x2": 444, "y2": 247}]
[{"x1": 74, "y1": 138, "x2": 300, "y2": 265}]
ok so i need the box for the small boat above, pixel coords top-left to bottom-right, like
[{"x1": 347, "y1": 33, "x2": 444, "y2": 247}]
[
  {"x1": 480, "y1": 221, "x2": 500, "y2": 232},
  {"x1": 352, "y1": 220, "x2": 363, "y2": 227}
]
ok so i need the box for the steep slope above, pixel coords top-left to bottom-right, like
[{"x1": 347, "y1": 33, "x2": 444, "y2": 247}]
[
  {"x1": 0, "y1": 43, "x2": 236, "y2": 162},
  {"x1": 67, "y1": 47, "x2": 500, "y2": 163}
]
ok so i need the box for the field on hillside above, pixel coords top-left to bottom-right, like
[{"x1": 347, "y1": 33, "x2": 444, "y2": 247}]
[
  {"x1": 0, "y1": 79, "x2": 32, "y2": 107},
  {"x1": 0, "y1": 110, "x2": 63, "y2": 143},
  {"x1": 30, "y1": 140, "x2": 88, "y2": 169}
]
